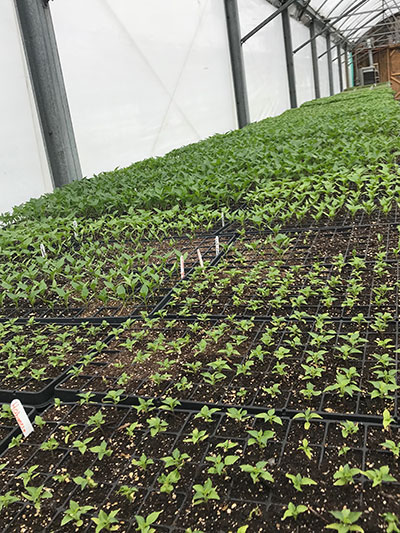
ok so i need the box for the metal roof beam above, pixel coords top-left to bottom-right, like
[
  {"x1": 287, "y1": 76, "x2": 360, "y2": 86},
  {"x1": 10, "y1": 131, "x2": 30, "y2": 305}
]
[
  {"x1": 293, "y1": 0, "x2": 371, "y2": 54},
  {"x1": 241, "y1": 0, "x2": 297, "y2": 44}
]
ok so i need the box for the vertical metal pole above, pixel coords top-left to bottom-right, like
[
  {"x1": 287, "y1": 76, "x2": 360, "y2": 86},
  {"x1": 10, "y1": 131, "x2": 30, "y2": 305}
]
[
  {"x1": 344, "y1": 43, "x2": 350, "y2": 88},
  {"x1": 281, "y1": 7, "x2": 297, "y2": 108},
  {"x1": 337, "y1": 44, "x2": 343, "y2": 92},
  {"x1": 326, "y1": 32, "x2": 334, "y2": 95},
  {"x1": 14, "y1": 0, "x2": 81, "y2": 188},
  {"x1": 310, "y1": 20, "x2": 320, "y2": 99},
  {"x1": 224, "y1": 0, "x2": 250, "y2": 128}
]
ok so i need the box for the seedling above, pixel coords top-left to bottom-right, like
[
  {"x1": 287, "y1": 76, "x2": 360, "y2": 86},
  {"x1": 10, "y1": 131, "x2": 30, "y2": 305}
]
[
  {"x1": 292, "y1": 409, "x2": 322, "y2": 430},
  {"x1": 364, "y1": 465, "x2": 397, "y2": 487},
  {"x1": 285, "y1": 473, "x2": 316, "y2": 492},
  {"x1": 192, "y1": 478, "x2": 220, "y2": 505},
  {"x1": 73, "y1": 469, "x2": 97, "y2": 490},
  {"x1": 326, "y1": 508, "x2": 364, "y2": 532},
  {"x1": 382, "y1": 512, "x2": 400, "y2": 533},
  {"x1": 240, "y1": 462, "x2": 274, "y2": 484},
  {"x1": 61, "y1": 500, "x2": 95, "y2": 528},
  {"x1": 117, "y1": 485, "x2": 138, "y2": 502},
  {"x1": 206, "y1": 454, "x2": 239, "y2": 475},
  {"x1": 157, "y1": 469, "x2": 180, "y2": 493},
  {"x1": 162, "y1": 448, "x2": 190, "y2": 470},
  {"x1": 298, "y1": 439, "x2": 313, "y2": 460},
  {"x1": 247, "y1": 429, "x2": 275, "y2": 449},
  {"x1": 134, "y1": 511, "x2": 163, "y2": 533},
  {"x1": 22, "y1": 485, "x2": 52, "y2": 512},
  {"x1": 381, "y1": 440, "x2": 400, "y2": 458},
  {"x1": 132, "y1": 454, "x2": 155, "y2": 471},
  {"x1": 91, "y1": 509, "x2": 119, "y2": 532},
  {"x1": 333, "y1": 464, "x2": 361, "y2": 486},
  {"x1": 282, "y1": 502, "x2": 308, "y2": 521}
]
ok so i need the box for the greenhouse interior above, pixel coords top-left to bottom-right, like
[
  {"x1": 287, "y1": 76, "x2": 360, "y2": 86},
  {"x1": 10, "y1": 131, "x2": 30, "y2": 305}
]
[{"x1": 3, "y1": 0, "x2": 400, "y2": 531}]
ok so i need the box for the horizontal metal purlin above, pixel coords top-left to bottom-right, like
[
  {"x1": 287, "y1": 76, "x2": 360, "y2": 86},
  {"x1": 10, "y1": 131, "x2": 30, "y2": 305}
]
[{"x1": 241, "y1": 0, "x2": 297, "y2": 44}]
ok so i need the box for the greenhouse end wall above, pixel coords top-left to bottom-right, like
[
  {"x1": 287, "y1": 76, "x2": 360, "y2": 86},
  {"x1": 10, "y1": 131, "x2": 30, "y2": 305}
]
[{"x1": 1, "y1": 0, "x2": 347, "y2": 215}]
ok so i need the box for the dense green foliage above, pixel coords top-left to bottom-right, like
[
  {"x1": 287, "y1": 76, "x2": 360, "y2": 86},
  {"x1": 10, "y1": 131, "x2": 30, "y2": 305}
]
[
  {"x1": 2, "y1": 85, "x2": 400, "y2": 224},
  {"x1": 1, "y1": 86, "x2": 400, "y2": 316}
]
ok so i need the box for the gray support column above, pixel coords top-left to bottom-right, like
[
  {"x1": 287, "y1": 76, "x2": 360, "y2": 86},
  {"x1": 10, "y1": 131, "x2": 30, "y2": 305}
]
[
  {"x1": 224, "y1": 0, "x2": 250, "y2": 128},
  {"x1": 337, "y1": 45, "x2": 343, "y2": 92},
  {"x1": 281, "y1": 8, "x2": 297, "y2": 108},
  {"x1": 344, "y1": 43, "x2": 350, "y2": 88},
  {"x1": 14, "y1": 0, "x2": 81, "y2": 188},
  {"x1": 326, "y1": 33, "x2": 334, "y2": 96},
  {"x1": 310, "y1": 20, "x2": 320, "y2": 99}
]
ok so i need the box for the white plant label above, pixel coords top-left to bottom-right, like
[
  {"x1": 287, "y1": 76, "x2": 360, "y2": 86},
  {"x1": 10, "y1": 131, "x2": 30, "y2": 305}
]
[
  {"x1": 40, "y1": 243, "x2": 47, "y2": 258},
  {"x1": 197, "y1": 248, "x2": 204, "y2": 268},
  {"x1": 221, "y1": 212, "x2": 225, "y2": 227},
  {"x1": 11, "y1": 399, "x2": 34, "y2": 437},
  {"x1": 215, "y1": 236, "x2": 220, "y2": 256},
  {"x1": 72, "y1": 219, "x2": 78, "y2": 238},
  {"x1": 180, "y1": 255, "x2": 185, "y2": 279}
]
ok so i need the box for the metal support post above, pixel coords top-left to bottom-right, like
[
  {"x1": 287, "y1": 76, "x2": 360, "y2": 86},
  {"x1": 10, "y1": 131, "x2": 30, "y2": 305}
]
[
  {"x1": 224, "y1": 0, "x2": 250, "y2": 128},
  {"x1": 344, "y1": 43, "x2": 350, "y2": 88},
  {"x1": 337, "y1": 45, "x2": 343, "y2": 92},
  {"x1": 327, "y1": 33, "x2": 334, "y2": 96},
  {"x1": 282, "y1": 8, "x2": 297, "y2": 108},
  {"x1": 310, "y1": 20, "x2": 320, "y2": 99},
  {"x1": 14, "y1": 0, "x2": 81, "y2": 187}
]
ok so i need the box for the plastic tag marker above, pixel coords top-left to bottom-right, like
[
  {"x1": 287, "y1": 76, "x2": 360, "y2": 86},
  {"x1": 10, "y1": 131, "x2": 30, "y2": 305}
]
[
  {"x1": 11, "y1": 399, "x2": 34, "y2": 437},
  {"x1": 180, "y1": 255, "x2": 185, "y2": 279},
  {"x1": 215, "y1": 236, "x2": 220, "y2": 256},
  {"x1": 197, "y1": 248, "x2": 204, "y2": 268},
  {"x1": 40, "y1": 243, "x2": 47, "y2": 258}
]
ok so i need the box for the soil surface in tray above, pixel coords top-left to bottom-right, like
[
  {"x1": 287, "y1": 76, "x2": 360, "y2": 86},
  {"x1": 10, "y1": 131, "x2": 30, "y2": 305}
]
[
  {"x1": 57, "y1": 317, "x2": 399, "y2": 418},
  {"x1": 1, "y1": 403, "x2": 400, "y2": 532}
]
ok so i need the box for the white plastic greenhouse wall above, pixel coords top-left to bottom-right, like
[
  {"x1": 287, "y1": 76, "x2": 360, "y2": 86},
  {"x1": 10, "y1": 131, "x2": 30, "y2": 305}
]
[{"x1": 0, "y1": 0, "x2": 348, "y2": 215}]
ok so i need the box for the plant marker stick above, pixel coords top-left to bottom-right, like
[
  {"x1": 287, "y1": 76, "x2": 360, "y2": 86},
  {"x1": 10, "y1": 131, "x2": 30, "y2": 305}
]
[
  {"x1": 197, "y1": 248, "x2": 204, "y2": 268},
  {"x1": 11, "y1": 399, "x2": 34, "y2": 437},
  {"x1": 40, "y1": 243, "x2": 47, "y2": 258},
  {"x1": 221, "y1": 212, "x2": 225, "y2": 227},
  {"x1": 72, "y1": 219, "x2": 78, "y2": 238},
  {"x1": 215, "y1": 236, "x2": 220, "y2": 256},
  {"x1": 180, "y1": 255, "x2": 185, "y2": 279}
]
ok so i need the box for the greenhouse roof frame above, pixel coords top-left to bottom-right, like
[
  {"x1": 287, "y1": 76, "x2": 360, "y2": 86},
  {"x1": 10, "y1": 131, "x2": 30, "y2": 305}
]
[
  {"x1": 256, "y1": 0, "x2": 400, "y2": 50},
  {"x1": 307, "y1": 0, "x2": 400, "y2": 46}
]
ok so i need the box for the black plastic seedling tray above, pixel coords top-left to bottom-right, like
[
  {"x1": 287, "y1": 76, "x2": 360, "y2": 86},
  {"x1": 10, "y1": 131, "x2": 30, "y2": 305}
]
[
  {"x1": 54, "y1": 317, "x2": 400, "y2": 421},
  {"x1": 165, "y1": 252, "x2": 400, "y2": 319},
  {"x1": 219, "y1": 207, "x2": 400, "y2": 234},
  {"x1": 221, "y1": 222, "x2": 400, "y2": 265},
  {"x1": 0, "y1": 322, "x2": 113, "y2": 405},
  {"x1": 0, "y1": 234, "x2": 237, "y2": 324},
  {"x1": 0, "y1": 404, "x2": 35, "y2": 454},
  {"x1": 1, "y1": 401, "x2": 399, "y2": 532}
]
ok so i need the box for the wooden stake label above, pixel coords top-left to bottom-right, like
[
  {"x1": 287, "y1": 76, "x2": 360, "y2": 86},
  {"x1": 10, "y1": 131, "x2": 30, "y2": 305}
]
[
  {"x1": 11, "y1": 399, "x2": 34, "y2": 437},
  {"x1": 197, "y1": 248, "x2": 204, "y2": 268}
]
